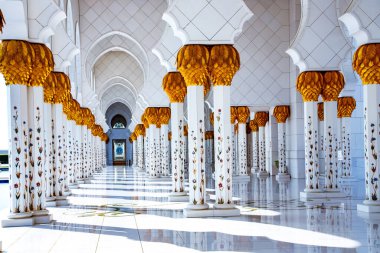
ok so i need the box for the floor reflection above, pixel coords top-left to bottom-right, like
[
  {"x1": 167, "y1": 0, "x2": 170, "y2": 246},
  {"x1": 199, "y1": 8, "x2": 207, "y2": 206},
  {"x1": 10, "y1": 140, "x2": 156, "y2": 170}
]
[{"x1": 0, "y1": 166, "x2": 376, "y2": 253}]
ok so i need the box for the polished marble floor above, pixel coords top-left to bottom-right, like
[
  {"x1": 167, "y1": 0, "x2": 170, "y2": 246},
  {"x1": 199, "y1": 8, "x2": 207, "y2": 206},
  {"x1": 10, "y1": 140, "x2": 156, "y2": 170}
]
[{"x1": 0, "y1": 166, "x2": 376, "y2": 253}]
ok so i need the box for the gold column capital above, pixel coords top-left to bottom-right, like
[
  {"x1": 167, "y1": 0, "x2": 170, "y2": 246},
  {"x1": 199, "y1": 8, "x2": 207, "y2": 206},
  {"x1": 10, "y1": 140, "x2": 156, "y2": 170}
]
[
  {"x1": 210, "y1": 112, "x2": 214, "y2": 126},
  {"x1": 273, "y1": 105, "x2": 290, "y2": 123},
  {"x1": 230, "y1": 106, "x2": 238, "y2": 124},
  {"x1": 353, "y1": 43, "x2": 380, "y2": 84},
  {"x1": 255, "y1": 111, "x2": 269, "y2": 127},
  {"x1": 208, "y1": 45, "x2": 240, "y2": 86},
  {"x1": 168, "y1": 131, "x2": 172, "y2": 141},
  {"x1": 184, "y1": 125, "x2": 188, "y2": 137},
  {"x1": 158, "y1": 107, "x2": 171, "y2": 125},
  {"x1": 129, "y1": 137, "x2": 133, "y2": 143},
  {"x1": 131, "y1": 132, "x2": 137, "y2": 142},
  {"x1": 337, "y1": 96, "x2": 356, "y2": 118},
  {"x1": 296, "y1": 71, "x2": 323, "y2": 102},
  {"x1": 0, "y1": 40, "x2": 35, "y2": 85},
  {"x1": 236, "y1": 106, "x2": 250, "y2": 123},
  {"x1": 318, "y1": 102, "x2": 324, "y2": 121},
  {"x1": 205, "y1": 131, "x2": 214, "y2": 140},
  {"x1": 321, "y1": 71, "x2": 344, "y2": 101},
  {"x1": 135, "y1": 124, "x2": 145, "y2": 137},
  {"x1": 29, "y1": 43, "x2": 54, "y2": 86},
  {"x1": 249, "y1": 119, "x2": 258, "y2": 132},
  {"x1": 177, "y1": 44, "x2": 210, "y2": 87},
  {"x1": 145, "y1": 107, "x2": 159, "y2": 126},
  {"x1": 52, "y1": 72, "x2": 71, "y2": 104},
  {"x1": 163, "y1": 72, "x2": 187, "y2": 103},
  {"x1": 43, "y1": 72, "x2": 56, "y2": 103}
]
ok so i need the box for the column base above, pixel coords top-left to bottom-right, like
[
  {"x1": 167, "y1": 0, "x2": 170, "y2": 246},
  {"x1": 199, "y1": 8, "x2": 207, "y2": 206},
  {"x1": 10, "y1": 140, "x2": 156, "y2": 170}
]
[
  {"x1": 33, "y1": 213, "x2": 53, "y2": 225},
  {"x1": 84, "y1": 178, "x2": 92, "y2": 184},
  {"x1": 300, "y1": 190, "x2": 346, "y2": 201},
  {"x1": 357, "y1": 201, "x2": 380, "y2": 213},
  {"x1": 1, "y1": 210, "x2": 53, "y2": 227},
  {"x1": 147, "y1": 176, "x2": 161, "y2": 180},
  {"x1": 183, "y1": 205, "x2": 240, "y2": 218},
  {"x1": 339, "y1": 176, "x2": 357, "y2": 182},
  {"x1": 233, "y1": 175, "x2": 250, "y2": 181},
  {"x1": 69, "y1": 183, "x2": 79, "y2": 189},
  {"x1": 276, "y1": 173, "x2": 290, "y2": 181},
  {"x1": 257, "y1": 171, "x2": 269, "y2": 178},
  {"x1": 55, "y1": 196, "x2": 69, "y2": 206},
  {"x1": 168, "y1": 193, "x2": 189, "y2": 202},
  {"x1": 46, "y1": 197, "x2": 57, "y2": 207}
]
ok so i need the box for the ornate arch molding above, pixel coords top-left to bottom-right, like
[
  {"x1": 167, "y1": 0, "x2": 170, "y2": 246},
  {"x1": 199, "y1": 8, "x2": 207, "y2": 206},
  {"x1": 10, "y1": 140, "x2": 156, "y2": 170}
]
[
  {"x1": 103, "y1": 98, "x2": 134, "y2": 116},
  {"x1": 98, "y1": 77, "x2": 138, "y2": 102},
  {"x1": 84, "y1": 31, "x2": 149, "y2": 88},
  {"x1": 91, "y1": 47, "x2": 146, "y2": 92}
]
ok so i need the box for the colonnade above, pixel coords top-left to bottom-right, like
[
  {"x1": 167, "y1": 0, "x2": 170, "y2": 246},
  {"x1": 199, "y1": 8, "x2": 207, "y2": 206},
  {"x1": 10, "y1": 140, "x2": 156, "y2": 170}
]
[{"x1": 0, "y1": 40, "x2": 107, "y2": 227}]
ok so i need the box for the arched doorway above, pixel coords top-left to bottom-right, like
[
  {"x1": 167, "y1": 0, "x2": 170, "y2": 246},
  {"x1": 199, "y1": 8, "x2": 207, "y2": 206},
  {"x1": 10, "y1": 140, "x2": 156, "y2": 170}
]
[{"x1": 105, "y1": 103, "x2": 132, "y2": 166}]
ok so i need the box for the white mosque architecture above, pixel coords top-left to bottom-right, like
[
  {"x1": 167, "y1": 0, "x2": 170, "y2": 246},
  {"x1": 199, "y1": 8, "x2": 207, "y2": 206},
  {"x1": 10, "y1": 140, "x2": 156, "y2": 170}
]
[{"x1": 0, "y1": 0, "x2": 379, "y2": 252}]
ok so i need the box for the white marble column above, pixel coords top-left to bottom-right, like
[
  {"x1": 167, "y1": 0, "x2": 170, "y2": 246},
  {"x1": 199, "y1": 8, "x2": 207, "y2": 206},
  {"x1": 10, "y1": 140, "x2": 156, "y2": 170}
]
[
  {"x1": 236, "y1": 106, "x2": 249, "y2": 177},
  {"x1": 143, "y1": 123, "x2": 149, "y2": 173},
  {"x1": 74, "y1": 124, "x2": 81, "y2": 185},
  {"x1": 52, "y1": 103, "x2": 67, "y2": 204},
  {"x1": 27, "y1": 86, "x2": 48, "y2": 215},
  {"x1": 359, "y1": 84, "x2": 380, "y2": 211},
  {"x1": 303, "y1": 101, "x2": 321, "y2": 192},
  {"x1": 65, "y1": 118, "x2": 75, "y2": 188},
  {"x1": 321, "y1": 71, "x2": 344, "y2": 193},
  {"x1": 7, "y1": 85, "x2": 32, "y2": 218},
  {"x1": 158, "y1": 107, "x2": 170, "y2": 177},
  {"x1": 132, "y1": 134, "x2": 137, "y2": 167},
  {"x1": 184, "y1": 125, "x2": 188, "y2": 178},
  {"x1": 43, "y1": 102, "x2": 55, "y2": 205},
  {"x1": 137, "y1": 134, "x2": 144, "y2": 171},
  {"x1": 337, "y1": 97, "x2": 356, "y2": 180},
  {"x1": 318, "y1": 102, "x2": 325, "y2": 177},
  {"x1": 169, "y1": 103, "x2": 186, "y2": 198},
  {"x1": 323, "y1": 101, "x2": 339, "y2": 191},
  {"x1": 81, "y1": 125, "x2": 88, "y2": 181},
  {"x1": 186, "y1": 85, "x2": 208, "y2": 210},
  {"x1": 213, "y1": 86, "x2": 234, "y2": 208},
  {"x1": 149, "y1": 124, "x2": 159, "y2": 178},
  {"x1": 273, "y1": 105, "x2": 290, "y2": 180},
  {"x1": 297, "y1": 72, "x2": 323, "y2": 198},
  {"x1": 249, "y1": 120, "x2": 259, "y2": 173},
  {"x1": 255, "y1": 112, "x2": 269, "y2": 177}
]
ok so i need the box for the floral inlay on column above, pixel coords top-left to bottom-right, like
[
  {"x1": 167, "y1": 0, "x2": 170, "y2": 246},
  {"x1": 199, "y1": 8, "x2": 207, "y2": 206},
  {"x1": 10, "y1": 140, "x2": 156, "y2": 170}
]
[{"x1": 273, "y1": 105, "x2": 290, "y2": 177}]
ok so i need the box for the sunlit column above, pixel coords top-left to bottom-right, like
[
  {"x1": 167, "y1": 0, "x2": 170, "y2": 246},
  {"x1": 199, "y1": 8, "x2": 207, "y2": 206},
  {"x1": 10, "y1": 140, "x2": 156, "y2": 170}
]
[
  {"x1": 177, "y1": 45, "x2": 209, "y2": 210},
  {"x1": 1, "y1": 41, "x2": 35, "y2": 221},
  {"x1": 273, "y1": 105, "x2": 290, "y2": 180},
  {"x1": 159, "y1": 107, "x2": 171, "y2": 177},
  {"x1": 210, "y1": 45, "x2": 240, "y2": 210},
  {"x1": 81, "y1": 125, "x2": 88, "y2": 181},
  {"x1": 142, "y1": 115, "x2": 149, "y2": 172},
  {"x1": 155, "y1": 115, "x2": 162, "y2": 176},
  {"x1": 317, "y1": 102, "x2": 325, "y2": 177},
  {"x1": 183, "y1": 124, "x2": 188, "y2": 178},
  {"x1": 353, "y1": 44, "x2": 380, "y2": 212},
  {"x1": 255, "y1": 111, "x2": 269, "y2": 177},
  {"x1": 246, "y1": 125, "x2": 252, "y2": 171},
  {"x1": 321, "y1": 71, "x2": 344, "y2": 192},
  {"x1": 230, "y1": 107, "x2": 237, "y2": 175},
  {"x1": 135, "y1": 124, "x2": 145, "y2": 171},
  {"x1": 43, "y1": 89, "x2": 55, "y2": 205},
  {"x1": 163, "y1": 72, "x2": 187, "y2": 196},
  {"x1": 74, "y1": 121, "x2": 82, "y2": 184},
  {"x1": 297, "y1": 72, "x2": 323, "y2": 193},
  {"x1": 249, "y1": 120, "x2": 259, "y2": 173},
  {"x1": 236, "y1": 106, "x2": 250, "y2": 176},
  {"x1": 51, "y1": 72, "x2": 71, "y2": 205},
  {"x1": 337, "y1": 97, "x2": 356, "y2": 179},
  {"x1": 131, "y1": 133, "x2": 137, "y2": 167},
  {"x1": 63, "y1": 105, "x2": 75, "y2": 188},
  {"x1": 145, "y1": 107, "x2": 160, "y2": 178}
]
